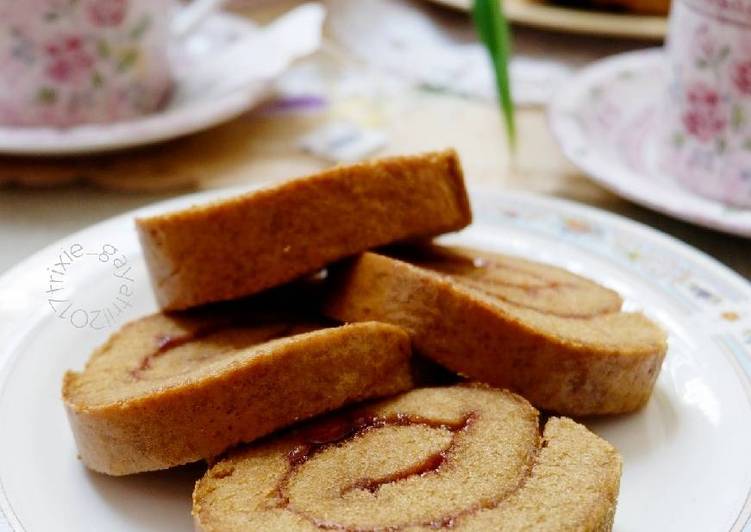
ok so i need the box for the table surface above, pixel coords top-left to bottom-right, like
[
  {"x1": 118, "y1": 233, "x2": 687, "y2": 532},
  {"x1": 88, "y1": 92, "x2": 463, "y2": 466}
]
[{"x1": 0, "y1": 0, "x2": 747, "y2": 279}]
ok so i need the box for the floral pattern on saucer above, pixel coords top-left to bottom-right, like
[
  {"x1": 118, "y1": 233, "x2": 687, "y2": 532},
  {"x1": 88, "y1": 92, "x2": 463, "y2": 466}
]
[{"x1": 549, "y1": 48, "x2": 751, "y2": 238}]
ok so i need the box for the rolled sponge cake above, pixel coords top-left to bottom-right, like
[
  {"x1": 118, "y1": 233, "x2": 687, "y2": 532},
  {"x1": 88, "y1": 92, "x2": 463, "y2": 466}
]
[
  {"x1": 136, "y1": 150, "x2": 471, "y2": 310},
  {"x1": 323, "y1": 245, "x2": 667, "y2": 415},
  {"x1": 63, "y1": 308, "x2": 413, "y2": 475},
  {"x1": 193, "y1": 385, "x2": 622, "y2": 531}
]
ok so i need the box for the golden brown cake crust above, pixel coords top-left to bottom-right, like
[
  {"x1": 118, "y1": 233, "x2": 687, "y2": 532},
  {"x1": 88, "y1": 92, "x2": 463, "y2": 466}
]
[
  {"x1": 62, "y1": 311, "x2": 413, "y2": 475},
  {"x1": 136, "y1": 150, "x2": 471, "y2": 311},
  {"x1": 323, "y1": 246, "x2": 667, "y2": 415},
  {"x1": 193, "y1": 385, "x2": 622, "y2": 531}
]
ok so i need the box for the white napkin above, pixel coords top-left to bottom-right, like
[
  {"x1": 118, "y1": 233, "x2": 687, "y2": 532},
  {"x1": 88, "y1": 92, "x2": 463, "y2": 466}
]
[{"x1": 172, "y1": 3, "x2": 325, "y2": 103}]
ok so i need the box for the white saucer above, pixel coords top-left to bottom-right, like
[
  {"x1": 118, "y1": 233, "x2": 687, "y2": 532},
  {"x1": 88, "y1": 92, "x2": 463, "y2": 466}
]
[
  {"x1": 0, "y1": 7, "x2": 323, "y2": 156},
  {"x1": 549, "y1": 49, "x2": 751, "y2": 238},
  {"x1": 0, "y1": 186, "x2": 750, "y2": 530}
]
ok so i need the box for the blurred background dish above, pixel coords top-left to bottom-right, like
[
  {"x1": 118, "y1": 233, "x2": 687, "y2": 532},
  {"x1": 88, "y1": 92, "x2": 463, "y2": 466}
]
[
  {"x1": 1, "y1": 0, "x2": 744, "y2": 274},
  {"x1": 427, "y1": 0, "x2": 668, "y2": 39},
  {"x1": 0, "y1": 6, "x2": 323, "y2": 156},
  {"x1": 588, "y1": 0, "x2": 669, "y2": 15},
  {"x1": 548, "y1": 49, "x2": 751, "y2": 237},
  {"x1": 549, "y1": 49, "x2": 751, "y2": 238}
]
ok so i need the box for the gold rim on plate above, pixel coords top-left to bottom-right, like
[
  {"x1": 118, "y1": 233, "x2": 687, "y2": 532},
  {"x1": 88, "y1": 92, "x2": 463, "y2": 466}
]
[{"x1": 428, "y1": 0, "x2": 667, "y2": 40}]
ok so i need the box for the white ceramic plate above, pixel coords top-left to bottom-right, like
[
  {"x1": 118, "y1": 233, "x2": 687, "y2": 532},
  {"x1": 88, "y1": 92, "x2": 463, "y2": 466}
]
[
  {"x1": 549, "y1": 48, "x2": 751, "y2": 238},
  {"x1": 1, "y1": 187, "x2": 750, "y2": 531},
  {"x1": 0, "y1": 6, "x2": 323, "y2": 156}
]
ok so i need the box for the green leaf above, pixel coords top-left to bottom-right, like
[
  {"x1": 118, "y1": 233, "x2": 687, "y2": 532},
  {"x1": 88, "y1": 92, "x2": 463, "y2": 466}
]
[
  {"x1": 91, "y1": 71, "x2": 104, "y2": 88},
  {"x1": 117, "y1": 49, "x2": 139, "y2": 72},
  {"x1": 129, "y1": 15, "x2": 152, "y2": 40},
  {"x1": 97, "y1": 39, "x2": 110, "y2": 59},
  {"x1": 472, "y1": 0, "x2": 516, "y2": 150},
  {"x1": 732, "y1": 104, "x2": 744, "y2": 130},
  {"x1": 36, "y1": 87, "x2": 57, "y2": 105},
  {"x1": 716, "y1": 137, "x2": 727, "y2": 153}
]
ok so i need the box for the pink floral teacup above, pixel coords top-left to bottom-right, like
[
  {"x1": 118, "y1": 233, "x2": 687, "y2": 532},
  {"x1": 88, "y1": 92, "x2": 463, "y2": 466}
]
[
  {"x1": 0, "y1": 0, "x2": 219, "y2": 128},
  {"x1": 662, "y1": 0, "x2": 751, "y2": 208}
]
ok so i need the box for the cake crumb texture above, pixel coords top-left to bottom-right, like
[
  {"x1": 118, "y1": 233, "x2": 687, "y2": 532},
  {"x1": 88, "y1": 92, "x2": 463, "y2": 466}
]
[
  {"x1": 63, "y1": 309, "x2": 413, "y2": 475},
  {"x1": 136, "y1": 150, "x2": 471, "y2": 310},
  {"x1": 193, "y1": 385, "x2": 622, "y2": 531},
  {"x1": 323, "y1": 246, "x2": 667, "y2": 415}
]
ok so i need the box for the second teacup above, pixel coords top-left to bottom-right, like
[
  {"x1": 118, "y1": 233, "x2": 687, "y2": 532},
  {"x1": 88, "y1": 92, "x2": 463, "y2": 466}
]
[{"x1": 661, "y1": 0, "x2": 751, "y2": 208}]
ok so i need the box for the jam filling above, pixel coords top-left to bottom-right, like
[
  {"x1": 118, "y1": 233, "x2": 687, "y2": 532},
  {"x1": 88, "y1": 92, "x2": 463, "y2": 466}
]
[
  {"x1": 129, "y1": 321, "x2": 297, "y2": 379},
  {"x1": 273, "y1": 409, "x2": 539, "y2": 530},
  {"x1": 395, "y1": 247, "x2": 616, "y2": 319},
  {"x1": 276, "y1": 412, "x2": 473, "y2": 529},
  {"x1": 282, "y1": 412, "x2": 473, "y2": 491}
]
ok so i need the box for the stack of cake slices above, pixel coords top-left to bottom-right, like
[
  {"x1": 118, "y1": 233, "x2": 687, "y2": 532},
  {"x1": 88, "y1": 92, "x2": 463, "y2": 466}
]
[{"x1": 62, "y1": 149, "x2": 666, "y2": 531}]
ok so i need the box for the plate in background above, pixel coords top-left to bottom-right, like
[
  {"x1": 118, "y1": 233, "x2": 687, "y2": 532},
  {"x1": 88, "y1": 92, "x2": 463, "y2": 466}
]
[
  {"x1": 0, "y1": 186, "x2": 749, "y2": 530},
  {"x1": 428, "y1": 0, "x2": 667, "y2": 40}
]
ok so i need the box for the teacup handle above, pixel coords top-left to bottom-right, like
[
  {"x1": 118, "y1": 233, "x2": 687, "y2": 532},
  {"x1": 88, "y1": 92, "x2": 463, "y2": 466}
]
[{"x1": 171, "y1": 0, "x2": 228, "y2": 38}]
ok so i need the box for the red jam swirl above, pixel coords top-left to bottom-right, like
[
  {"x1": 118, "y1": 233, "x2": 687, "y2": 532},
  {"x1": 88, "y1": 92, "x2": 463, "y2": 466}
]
[
  {"x1": 396, "y1": 247, "x2": 616, "y2": 319},
  {"x1": 130, "y1": 322, "x2": 296, "y2": 379},
  {"x1": 275, "y1": 409, "x2": 539, "y2": 530}
]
